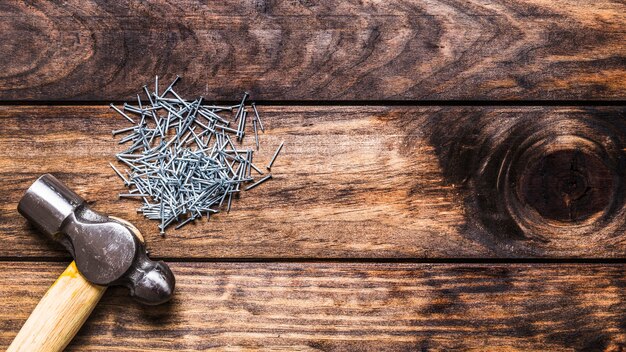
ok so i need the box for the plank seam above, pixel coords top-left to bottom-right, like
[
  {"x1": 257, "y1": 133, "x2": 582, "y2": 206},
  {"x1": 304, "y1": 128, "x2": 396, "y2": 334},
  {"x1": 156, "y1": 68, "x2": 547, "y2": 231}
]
[
  {"x1": 0, "y1": 100, "x2": 624, "y2": 107},
  {"x1": 1, "y1": 257, "x2": 626, "y2": 264}
]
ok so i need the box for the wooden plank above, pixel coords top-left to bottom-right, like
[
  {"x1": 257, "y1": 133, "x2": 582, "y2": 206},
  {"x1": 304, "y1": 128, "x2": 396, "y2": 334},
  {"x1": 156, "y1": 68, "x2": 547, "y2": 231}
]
[
  {"x1": 1, "y1": 105, "x2": 625, "y2": 259},
  {"x1": 0, "y1": 0, "x2": 624, "y2": 101},
  {"x1": 1, "y1": 262, "x2": 625, "y2": 351}
]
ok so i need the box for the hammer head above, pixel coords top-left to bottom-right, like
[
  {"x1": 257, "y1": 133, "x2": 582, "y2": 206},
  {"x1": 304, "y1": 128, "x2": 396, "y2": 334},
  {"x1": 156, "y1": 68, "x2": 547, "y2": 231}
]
[{"x1": 18, "y1": 174, "x2": 175, "y2": 305}]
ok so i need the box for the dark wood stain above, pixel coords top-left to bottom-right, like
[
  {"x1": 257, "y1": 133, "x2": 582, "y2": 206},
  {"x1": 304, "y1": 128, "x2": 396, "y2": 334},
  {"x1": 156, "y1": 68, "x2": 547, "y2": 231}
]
[
  {"x1": 0, "y1": 0, "x2": 624, "y2": 101},
  {"x1": 1, "y1": 262, "x2": 626, "y2": 351},
  {"x1": 0, "y1": 1, "x2": 625, "y2": 350},
  {"x1": 422, "y1": 107, "x2": 626, "y2": 256},
  {"x1": 2, "y1": 106, "x2": 626, "y2": 259}
]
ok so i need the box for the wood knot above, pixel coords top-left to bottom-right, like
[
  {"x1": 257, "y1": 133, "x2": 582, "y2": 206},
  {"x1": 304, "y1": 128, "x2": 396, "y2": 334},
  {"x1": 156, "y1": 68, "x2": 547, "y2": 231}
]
[
  {"x1": 499, "y1": 123, "x2": 625, "y2": 242},
  {"x1": 516, "y1": 137, "x2": 614, "y2": 223},
  {"x1": 425, "y1": 109, "x2": 626, "y2": 254}
]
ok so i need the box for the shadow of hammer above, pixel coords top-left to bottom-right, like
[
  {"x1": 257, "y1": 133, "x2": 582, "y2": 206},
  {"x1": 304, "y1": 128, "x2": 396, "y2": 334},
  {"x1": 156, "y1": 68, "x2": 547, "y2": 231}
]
[{"x1": 7, "y1": 174, "x2": 175, "y2": 351}]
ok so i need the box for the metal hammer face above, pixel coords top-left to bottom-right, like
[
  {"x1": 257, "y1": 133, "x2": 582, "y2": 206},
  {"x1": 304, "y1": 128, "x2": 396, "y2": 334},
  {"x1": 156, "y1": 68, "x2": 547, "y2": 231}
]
[{"x1": 18, "y1": 174, "x2": 175, "y2": 305}]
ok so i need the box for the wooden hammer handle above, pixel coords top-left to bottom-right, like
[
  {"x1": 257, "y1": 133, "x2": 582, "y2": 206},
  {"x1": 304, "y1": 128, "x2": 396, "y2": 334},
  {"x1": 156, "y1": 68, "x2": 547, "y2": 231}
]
[{"x1": 7, "y1": 261, "x2": 106, "y2": 352}]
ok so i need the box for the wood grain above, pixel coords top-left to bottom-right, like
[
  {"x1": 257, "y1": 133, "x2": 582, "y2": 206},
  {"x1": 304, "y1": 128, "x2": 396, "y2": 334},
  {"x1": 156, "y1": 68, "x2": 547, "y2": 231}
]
[
  {"x1": 1, "y1": 105, "x2": 625, "y2": 259},
  {"x1": 6, "y1": 262, "x2": 106, "y2": 352},
  {"x1": 1, "y1": 262, "x2": 626, "y2": 351},
  {"x1": 0, "y1": 0, "x2": 624, "y2": 101}
]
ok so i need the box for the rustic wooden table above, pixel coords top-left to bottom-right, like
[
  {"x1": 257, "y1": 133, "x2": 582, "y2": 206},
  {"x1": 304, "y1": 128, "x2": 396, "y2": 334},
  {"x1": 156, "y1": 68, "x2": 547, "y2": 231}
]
[{"x1": 1, "y1": 1, "x2": 625, "y2": 350}]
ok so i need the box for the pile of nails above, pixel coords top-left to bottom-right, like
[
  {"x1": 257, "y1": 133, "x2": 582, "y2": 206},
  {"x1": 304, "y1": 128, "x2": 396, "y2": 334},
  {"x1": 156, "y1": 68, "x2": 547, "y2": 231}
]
[{"x1": 109, "y1": 76, "x2": 284, "y2": 234}]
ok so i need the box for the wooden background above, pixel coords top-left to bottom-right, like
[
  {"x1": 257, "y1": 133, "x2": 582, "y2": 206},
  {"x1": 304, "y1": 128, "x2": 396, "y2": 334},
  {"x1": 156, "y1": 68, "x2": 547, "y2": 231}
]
[{"x1": 0, "y1": 0, "x2": 625, "y2": 350}]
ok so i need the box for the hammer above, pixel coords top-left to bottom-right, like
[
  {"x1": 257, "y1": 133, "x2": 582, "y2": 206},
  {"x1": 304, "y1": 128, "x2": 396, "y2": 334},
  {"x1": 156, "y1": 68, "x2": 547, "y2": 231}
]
[{"x1": 7, "y1": 174, "x2": 175, "y2": 352}]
